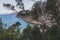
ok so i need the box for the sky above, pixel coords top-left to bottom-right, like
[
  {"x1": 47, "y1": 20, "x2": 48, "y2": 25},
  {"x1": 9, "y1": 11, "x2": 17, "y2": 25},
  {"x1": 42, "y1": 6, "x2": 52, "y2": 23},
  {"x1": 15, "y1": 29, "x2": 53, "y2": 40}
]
[
  {"x1": 0, "y1": 0, "x2": 46, "y2": 14},
  {"x1": 0, "y1": 0, "x2": 45, "y2": 32},
  {"x1": 0, "y1": 0, "x2": 35, "y2": 14}
]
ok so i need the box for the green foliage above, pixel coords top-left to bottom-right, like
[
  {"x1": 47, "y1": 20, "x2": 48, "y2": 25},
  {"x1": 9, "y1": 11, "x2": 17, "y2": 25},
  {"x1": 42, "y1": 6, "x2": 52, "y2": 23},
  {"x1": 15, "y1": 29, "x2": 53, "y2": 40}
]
[
  {"x1": 46, "y1": 0, "x2": 59, "y2": 24},
  {"x1": 45, "y1": 0, "x2": 56, "y2": 11},
  {"x1": 3, "y1": 0, "x2": 24, "y2": 11},
  {"x1": 0, "y1": 21, "x2": 21, "y2": 40},
  {"x1": 22, "y1": 25, "x2": 32, "y2": 40},
  {"x1": 31, "y1": 25, "x2": 42, "y2": 40},
  {"x1": 3, "y1": 3, "x2": 15, "y2": 10},
  {"x1": 46, "y1": 24, "x2": 60, "y2": 40},
  {"x1": 21, "y1": 25, "x2": 42, "y2": 40},
  {"x1": 2, "y1": 0, "x2": 60, "y2": 40},
  {"x1": 31, "y1": 1, "x2": 42, "y2": 20}
]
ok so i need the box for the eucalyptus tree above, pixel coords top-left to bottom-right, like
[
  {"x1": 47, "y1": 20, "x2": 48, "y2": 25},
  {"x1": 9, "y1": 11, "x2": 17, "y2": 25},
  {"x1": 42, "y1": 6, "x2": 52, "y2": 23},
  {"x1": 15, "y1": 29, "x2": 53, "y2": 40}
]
[{"x1": 3, "y1": 0, "x2": 24, "y2": 13}]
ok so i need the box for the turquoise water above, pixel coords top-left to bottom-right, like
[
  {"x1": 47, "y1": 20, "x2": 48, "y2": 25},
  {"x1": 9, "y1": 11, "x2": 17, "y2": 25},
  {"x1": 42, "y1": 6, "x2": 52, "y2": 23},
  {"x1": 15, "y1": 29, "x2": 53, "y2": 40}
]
[{"x1": 0, "y1": 13, "x2": 27, "y2": 32}]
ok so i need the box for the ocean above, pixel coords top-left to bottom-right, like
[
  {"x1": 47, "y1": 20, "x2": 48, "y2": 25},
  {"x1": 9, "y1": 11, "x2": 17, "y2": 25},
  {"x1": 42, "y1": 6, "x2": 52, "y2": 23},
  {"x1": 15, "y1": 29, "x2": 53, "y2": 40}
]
[{"x1": 0, "y1": 13, "x2": 27, "y2": 32}]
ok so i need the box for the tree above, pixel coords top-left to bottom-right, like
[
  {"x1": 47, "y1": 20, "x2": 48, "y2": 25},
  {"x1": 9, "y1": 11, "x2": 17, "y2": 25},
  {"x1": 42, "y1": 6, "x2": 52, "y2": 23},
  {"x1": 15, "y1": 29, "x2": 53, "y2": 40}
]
[
  {"x1": 31, "y1": 1, "x2": 42, "y2": 20},
  {"x1": 0, "y1": 17, "x2": 3, "y2": 34},
  {"x1": 45, "y1": 0, "x2": 60, "y2": 24},
  {"x1": 3, "y1": 0, "x2": 24, "y2": 13},
  {"x1": 22, "y1": 25, "x2": 32, "y2": 40},
  {"x1": 0, "y1": 18, "x2": 21, "y2": 40},
  {"x1": 22, "y1": 24, "x2": 42, "y2": 40},
  {"x1": 46, "y1": 24, "x2": 60, "y2": 40},
  {"x1": 3, "y1": 22, "x2": 21, "y2": 40},
  {"x1": 31, "y1": 25, "x2": 42, "y2": 40},
  {"x1": 3, "y1": 3, "x2": 15, "y2": 10}
]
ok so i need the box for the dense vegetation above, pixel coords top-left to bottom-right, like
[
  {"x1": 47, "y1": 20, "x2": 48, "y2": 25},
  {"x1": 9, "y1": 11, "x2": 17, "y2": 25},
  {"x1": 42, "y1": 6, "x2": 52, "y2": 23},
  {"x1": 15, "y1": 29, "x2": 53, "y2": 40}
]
[
  {"x1": 0, "y1": 0, "x2": 60, "y2": 40},
  {"x1": 0, "y1": 18, "x2": 60, "y2": 40}
]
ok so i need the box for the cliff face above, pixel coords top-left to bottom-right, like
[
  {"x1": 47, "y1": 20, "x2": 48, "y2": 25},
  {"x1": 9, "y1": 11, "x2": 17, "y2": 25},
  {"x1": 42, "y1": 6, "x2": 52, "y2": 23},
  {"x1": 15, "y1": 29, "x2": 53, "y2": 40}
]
[
  {"x1": 17, "y1": 10, "x2": 56, "y2": 27},
  {"x1": 17, "y1": 0, "x2": 59, "y2": 27}
]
